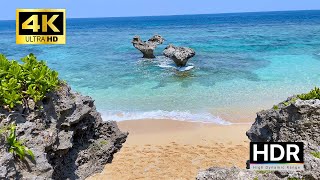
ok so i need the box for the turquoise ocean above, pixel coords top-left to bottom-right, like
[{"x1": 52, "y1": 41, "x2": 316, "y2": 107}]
[{"x1": 1, "y1": 10, "x2": 320, "y2": 124}]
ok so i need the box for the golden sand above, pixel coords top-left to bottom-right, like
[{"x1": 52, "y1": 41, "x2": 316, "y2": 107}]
[{"x1": 88, "y1": 119, "x2": 251, "y2": 180}]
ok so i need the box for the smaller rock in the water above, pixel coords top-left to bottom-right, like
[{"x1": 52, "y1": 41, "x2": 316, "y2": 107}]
[
  {"x1": 132, "y1": 35, "x2": 165, "y2": 58},
  {"x1": 163, "y1": 44, "x2": 196, "y2": 67}
]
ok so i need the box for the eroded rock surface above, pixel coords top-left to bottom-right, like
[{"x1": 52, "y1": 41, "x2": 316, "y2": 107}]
[
  {"x1": 163, "y1": 44, "x2": 195, "y2": 67},
  {"x1": 247, "y1": 97, "x2": 320, "y2": 146},
  {"x1": 0, "y1": 84, "x2": 128, "y2": 179},
  {"x1": 197, "y1": 97, "x2": 320, "y2": 180},
  {"x1": 132, "y1": 35, "x2": 164, "y2": 58}
]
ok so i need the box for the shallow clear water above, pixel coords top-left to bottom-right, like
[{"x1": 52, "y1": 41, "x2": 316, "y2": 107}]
[{"x1": 1, "y1": 10, "x2": 320, "y2": 123}]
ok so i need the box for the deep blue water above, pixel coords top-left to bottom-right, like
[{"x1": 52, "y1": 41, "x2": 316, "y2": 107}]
[{"x1": 1, "y1": 10, "x2": 320, "y2": 123}]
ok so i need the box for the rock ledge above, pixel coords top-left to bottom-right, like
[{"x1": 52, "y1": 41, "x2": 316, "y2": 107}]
[
  {"x1": 0, "y1": 84, "x2": 128, "y2": 179},
  {"x1": 197, "y1": 97, "x2": 320, "y2": 180}
]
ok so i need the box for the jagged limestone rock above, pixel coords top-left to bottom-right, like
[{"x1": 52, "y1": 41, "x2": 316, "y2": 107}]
[
  {"x1": 197, "y1": 97, "x2": 320, "y2": 180},
  {"x1": 132, "y1": 35, "x2": 164, "y2": 58},
  {"x1": 163, "y1": 44, "x2": 195, "y2": 67},
  {"x1": 0, "y1": 84, "x2": 128, "y2": 179}
]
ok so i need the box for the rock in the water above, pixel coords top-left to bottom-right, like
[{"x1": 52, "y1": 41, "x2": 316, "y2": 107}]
[
  {"x1": 197, "y1": 96, "x2": 320, "y2": 180},
  {"x1": 148, "y1": 34, "x2": 165, "y2": 45},
  {"x1": 132, "y1": 35, "x2": 164, "y2": 58},
  {"x1": 163, "y1": 44, "x2": 195, "y2": 67},
  {"x1": 0, "y1": 84, "x2": 128, "y2": 179}
]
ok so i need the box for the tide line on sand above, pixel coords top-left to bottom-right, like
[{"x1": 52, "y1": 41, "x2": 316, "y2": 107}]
[{"x1": 101, "y1": 110, "x2": 233, "y2": 125}]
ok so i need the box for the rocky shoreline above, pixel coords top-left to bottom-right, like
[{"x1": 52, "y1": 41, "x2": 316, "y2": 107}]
[
  {"x1": 197, "y1": 97, "x2": 320, "y2": 180},
  {"x1": 0, "y1": 84, "x2": 128, "y2": 179}
]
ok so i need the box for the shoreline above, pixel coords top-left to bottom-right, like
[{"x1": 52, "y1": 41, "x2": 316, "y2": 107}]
[
  {"x1": 100, "y1": 109, "x2": 257, "y2": 124},
  {"x1": 89, "y1": 119, "x2": 251, "y2": 179}
]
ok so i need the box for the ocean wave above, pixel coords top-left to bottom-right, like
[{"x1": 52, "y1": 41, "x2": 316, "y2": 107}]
[
  {"x1": 156, "y1": 56, "x2": 195, "y2": 71},
  {"x1": 101, "y1": 110, "x2": 232, "y2": 125},
  {"x1": 156, "y1": 56, "x2": 174, "y2": 68},
  {"x1": 137, "y1": 56, "x2": 195, "y2": 71}
]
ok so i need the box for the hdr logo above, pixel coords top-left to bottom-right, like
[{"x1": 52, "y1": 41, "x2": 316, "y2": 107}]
[
  {"x1": 16, "y1": 9, "x2": 66, "y2": 44},
  {"x1": 249, "y1": 142, "x2": 304, "y2": 171}
]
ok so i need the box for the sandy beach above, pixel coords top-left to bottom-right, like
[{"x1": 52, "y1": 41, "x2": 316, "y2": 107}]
[{"x1": 88, "y1": 119, "x2": 251, "y2": 180}]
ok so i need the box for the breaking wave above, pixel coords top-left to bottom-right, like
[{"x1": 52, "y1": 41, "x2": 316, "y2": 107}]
[{"x1": 101, "y1": 110, "x2": 232, "y2": 125}]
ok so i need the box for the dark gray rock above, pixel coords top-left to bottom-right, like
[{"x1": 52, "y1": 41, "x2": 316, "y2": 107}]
[
  {"x1": 163, "y1": 44, "x2": 195, "y2": 67},
  {"x1": 132, "y1": 35, "x2": 164, "y2": 58},
  {"x1": 56, "y1": 130, "x2": 74, "y2": 151},
  {"x1": 0, "y1": 84, "x2": 128, "y2": 180},
  {"x1": 247, "y1": 97, "x2": 320, "y2": 146},
  {"x1": 197, "y1": 97, "x2": 320, "y2": 180}
]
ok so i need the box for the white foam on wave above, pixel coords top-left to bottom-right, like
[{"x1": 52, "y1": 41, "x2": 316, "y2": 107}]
[
  {"x1": 156, "y1": 56, "x2": 195, "y2": 71},
  {"x1": 156, "y1": 57, "x2": 174, "y2": 68},
  {"x1": 101, "y1": 110, "x2": 232, "y2": 125},
  {"x1": 177, "y1": 66, "x2": 194, "y2": 71}
]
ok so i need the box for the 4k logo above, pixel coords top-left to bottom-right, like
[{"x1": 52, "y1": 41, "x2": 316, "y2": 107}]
[{"x1": 16, "y1": 9, "x2": 66, "y2": 44}]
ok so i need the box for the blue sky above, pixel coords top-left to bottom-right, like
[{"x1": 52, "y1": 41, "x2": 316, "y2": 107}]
[{"x1": 1, "y1": 0, "x2": 320, "y2": 20}]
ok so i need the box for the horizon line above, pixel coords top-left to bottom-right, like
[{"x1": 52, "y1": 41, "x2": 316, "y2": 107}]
[{"x1": 0, "y1": 9, "x2": 319, "y2": 21}]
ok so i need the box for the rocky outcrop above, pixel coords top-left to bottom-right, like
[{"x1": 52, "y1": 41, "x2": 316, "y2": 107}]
[
  {"x1": 197, "y1": 97, "x2": 320, "y2": 180},
  {"x1": 0, "y1": 84, "x2": 128, "y2": 179},
  {"x1": 132, "y1": 35, "x2": 164, "y2": 58},
  {"x1": 163, "y1": 44, "x2": 196, "y2": 67},
  {"x1": 247, "y1": 97, "x2": 320, "y2": 146}
]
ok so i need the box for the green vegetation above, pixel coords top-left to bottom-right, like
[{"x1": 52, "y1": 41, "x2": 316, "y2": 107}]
[
  {"x1": 100, "y1": 140, "x2": 108, "y2": 145},
  {"x1": 288, "y1": 177, "x2": 303, "y2": 180},
  {"x1": 310, "y1": 151, "x2": 320, "y2": 159},
  {"x1": 90, "y1": 139, "x2": 109, "y2": 151},
  {"x1": 1, "y1": 123, "x2": 34, "y2": 161},
  {"x1": 256, "y1": 170, "x2": 272, "y2": 174},
  {"x1": 283, "y1": 101, "x2": 290, "y2": 106},
  {"x1": 283, "y1": 97, "x2": 298, "y2": 106},
  {"x1": 272, "y1": 87, "x2": 320, "y2": 110},
  {"x1": 273, "y1": 105, "x2": 279, "y2": 110},
  {"x1": 298, "y1": 87, "x2": 320, "y2": 100},
  {"x1": 0, "y1": 54, "x2": 59, "y2": 109},
  {"x1": 273, "y1": 97, "x2": 297, "y2": 110}
]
